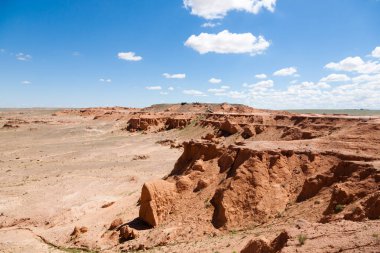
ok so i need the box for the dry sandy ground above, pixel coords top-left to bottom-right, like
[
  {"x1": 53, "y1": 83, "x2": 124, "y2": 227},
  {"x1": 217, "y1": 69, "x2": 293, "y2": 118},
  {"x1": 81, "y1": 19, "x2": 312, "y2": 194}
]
[
  {"x1": 0, "y1": 107, "x2": 379, "y2": 253},
  {"x1": 0, "y1": 109, "x2": 181, "y2": 252}
]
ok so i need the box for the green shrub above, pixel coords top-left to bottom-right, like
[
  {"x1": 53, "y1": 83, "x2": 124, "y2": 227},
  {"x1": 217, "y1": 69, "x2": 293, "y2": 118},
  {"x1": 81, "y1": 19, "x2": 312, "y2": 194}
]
[
  {"x1": 335, "y1": 204, "x2": 345, "y2": 213},
  {"x1": 297, "y1": 234, "x2": 307, "y2": 246}
]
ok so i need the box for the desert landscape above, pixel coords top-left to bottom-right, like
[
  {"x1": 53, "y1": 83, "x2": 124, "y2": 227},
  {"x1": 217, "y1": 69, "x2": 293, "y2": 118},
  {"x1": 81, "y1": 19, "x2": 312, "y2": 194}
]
[
  {"x1": 2, "y1": 1, "x2": 380, "y2": 252},
  {"x1": 0, "y1": 103, "x2": 379, "y2": 253}
]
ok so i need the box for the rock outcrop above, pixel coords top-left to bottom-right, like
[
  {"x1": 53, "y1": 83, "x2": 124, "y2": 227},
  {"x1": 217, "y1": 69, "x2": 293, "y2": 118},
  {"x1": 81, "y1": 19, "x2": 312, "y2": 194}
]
[
  {"x1": 139, "y1": 180, "x2": 177, "y2": 227},
  {"x1": 240, "y1": 231, "x2": 289, "y2": 253},
  {"x1": 138, "y1": 140, "x2": 380, "y2": 231}
]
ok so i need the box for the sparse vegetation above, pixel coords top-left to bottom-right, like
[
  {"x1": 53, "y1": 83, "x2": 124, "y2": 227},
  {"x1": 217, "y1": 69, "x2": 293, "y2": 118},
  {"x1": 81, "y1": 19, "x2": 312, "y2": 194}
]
[
  {"x1": 297, "y1": 234, "x2": 307, "y2": 246},
  {"x1": 275, "y1": 212, "x2": 284, "y2": 218},
  {"x1": 204, "y1": 198, "x2": 212, "y2": 208},
  {"x1": 334, "y1": 204, "x2": 345, "y2": 213},
  {"x1": 372, "y1": 233, "x2": 379, "y2": 243},
  {"x1": 230, "y1": 230, "x2": 238, "y2": 235}
]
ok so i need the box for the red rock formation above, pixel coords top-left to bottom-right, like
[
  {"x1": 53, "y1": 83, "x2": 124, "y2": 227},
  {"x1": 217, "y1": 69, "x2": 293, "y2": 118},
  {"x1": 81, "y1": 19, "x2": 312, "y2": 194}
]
[
  {"x1": 139, "y1": 180, "x2": 177, "y2": 227},
  {"x1": 240, "y1": 231, "x2": 289, "y2": 253},
  {"x1": 137, "y1": 140, "x2": 379, "y2": 231}
]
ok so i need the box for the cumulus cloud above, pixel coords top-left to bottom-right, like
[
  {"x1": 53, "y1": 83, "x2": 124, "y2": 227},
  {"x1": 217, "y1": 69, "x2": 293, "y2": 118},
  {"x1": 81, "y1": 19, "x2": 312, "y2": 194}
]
[
  {"x1": 160, "y1": 91, "x2": 168, "y2": 95},
  {"x1": 371, "y1": 47, "x2": 380, "y2": 58},
  {"x1": 145, "y1": 86, "x2": 162, "y2": 90},
  {"x1": 325, "y1": 57, "x2": 364, "y2": 72},
  {"x1": 320, "y1": 74, "x2": 350, "y2": 83},
  {"x1": 185, "y1": 30, "x2": 270, "y2": 55},
  {"x1": 208, "y1": 85, "x2": 230, "y2": 93},
  {"x1": 288, "y1": 81, "x2": 331, "y2": 91},
  {"x1": 208, "y1": 88, "x2": 226, "y2": 93},
  {"x1": 183, "y1": 0, "x2": 277, "y2": 19},
  {"x1": 245, "y1": 80, "x2": 274, "y2": 90},
  {"x1": 201, "y1": 22, "x2": 221, "y2": 28},
  {"x1": 273, "y1": 67, "x2": 297, "y2": 76},
  {"x1": 168, "y1": 86, "x2": 174, "y2": 91},
  {"x1": 228, "y1": 91, "x2": 247, "y2": 99},
  {"x1": 255, "y1": 74, "x2": 267, "y2": 79},
  {"x1": 325, "y1": 56, "x2": 380, "y2": 74},
  {"x1": 163, "y1": 73, "x2": 186, "y2": 79},
  {"x1": 99, "y1": 78, "x2": 112, "y2": 83},
  {"x1": 352, "y1": 74, "x2": 380, "y2": 84},
  {"x1": 209, "y1": 78, "x2": 222, "y2": 84},
  {"x1": 208, "y1": 50, "x2": 380, "y2": 109},
  {"x1": 21, "y1": 80, "x2": 31, "y2": 85},
  {"x1": 16, "y1": 53, "x2": 32, "y2": 61},
  {"x1": 117, "y1": 52, "x2": 142, "y2": 61},
  {"x1": 208, "y1": 86, "x2": 243, "y2": 98},
  {"x1": 183, "y1": 89, "x2": 206, "y2": 96}
]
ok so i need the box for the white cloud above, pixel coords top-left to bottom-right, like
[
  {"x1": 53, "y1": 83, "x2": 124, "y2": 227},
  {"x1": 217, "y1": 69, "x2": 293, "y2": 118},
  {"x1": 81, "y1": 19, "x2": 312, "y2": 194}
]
[
  {"x1": 21, "y1": 80, "x2": 31, "y2": 85},
  {"x1": 16, "y1": 53, "x2": 32, "y2": 61},
  {"x1": 168, "y1": 86, "x2": 174, "y2": 91},
  {"x1": 72, "y1": 51, "x2": 81, "y2": 56},
  {"x1": 325, "y1": 57, "x2": 364, "y2": 72},
  {"x1": 246, "y1": 80, "x2": 274, "y2": 90},
  {"x1": 145, "y1": 86, "x2": 162, "y2": 90},
  {"x1": 352, "y1": 74, "x2": 380, "y2": 84},
  {"x1": 208, "y1": 88, "x2": 226, "y2": 93},
  {"x1": 209, "y1": 50, "x2": 380, "y2": 109},
  {"x1": 325, "y1": 56, "x2": 380, "y2": 74},
  {"x1": 228, "y1": 91, "x2": 247, "y2": 98},
  {"x1": 208, "y1": 85, "x2": 230, "y2": 93},
  {"x1": 163, "y1": 73, "x2": 186, "y2": 79},
  {"x1": 99, "y1": 78, "x2": 112, "y2": 83},
  {"x1": 183, "y1": 0, "x2": 277, "y2": 20},
  {"x1": 183, "y1": 89, "x2": 206, "y2": 96},
  {"x1": 246, "y1": 76, "x2": 378, "y2": 109},
  {"x1": 255, "y1": 74, "x2": 267, "y2": 79},
  {"x1": 288, "y1": 81, "x2": 331, "y2": 92},
  {"x1": 160, "y1": 91, "x2": 168, "y2": 95},
  {"x1": 371, "y1": 46, "x2": 380, "y2": 58},
  {"x1": 185, "y1": 30, "x2": 270, "y2": 55},
  {"x1": 320, "y1": 74, "x2": 350, "y2": 83},
  {"x1": 117, "y1": 52, "x2": 142, "y2": 61},
  {"x1": 273, "y1": 67, "x2": 297, "y2": 76},
  {"x1": 209, "y1": 78, "x2": 222, "y2": 84},
  {"x1": 201, "y1": 22, "x2": 221, "y2": 28}
]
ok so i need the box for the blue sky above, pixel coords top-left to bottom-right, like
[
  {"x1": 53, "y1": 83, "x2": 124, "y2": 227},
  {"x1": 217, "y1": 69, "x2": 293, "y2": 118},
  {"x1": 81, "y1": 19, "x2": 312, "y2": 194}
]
[{"x1": 1, "y1": 0, "x2": 380, "y2": 109}]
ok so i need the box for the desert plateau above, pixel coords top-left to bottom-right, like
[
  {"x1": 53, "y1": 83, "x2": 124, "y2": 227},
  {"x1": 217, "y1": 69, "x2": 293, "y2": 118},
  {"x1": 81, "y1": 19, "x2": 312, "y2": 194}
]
[
  {"x1": 0, "y1": 103, "x2": 379, "y2": 253},
  {"x1": 2, "y1": 0, "x2": 380, "y2": 252}
]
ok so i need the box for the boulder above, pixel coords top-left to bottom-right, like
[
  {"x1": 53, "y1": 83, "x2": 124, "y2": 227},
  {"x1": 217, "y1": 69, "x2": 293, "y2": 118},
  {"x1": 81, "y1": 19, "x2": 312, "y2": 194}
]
[
  {"x1": 109, "y1": 218, "x2": 123, "y2": 230},
  {"x1": 218, "y1": 153, "x2": 235, "y2": 173},
  {"x1": 220, "y1": 119, "x2": 241, "y2": 136},
  {"x1": 241, "y1": 237, "x2": 272, "y2": 253},
  {"x1": 242, "y1": 126, "x2": 256, "y2": 139},
  {"x1": 176, "y1": 176, "x2": 193, "y2": 192},
  {"x1": 202, "y1": 133, "x2": 215, "y2": 140},
  {"x1": 194, "y1": 178, "x2": 210, "y2": 192},
  {"x1": 120, "y1": 225, "x2": 138, "y2": 240},
  {"x1": 139, "y1": 180, "x2": 177, "y2": 227},
  {"x1": 240, "y1": 231, "x2": 289, "y2": 253}
]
